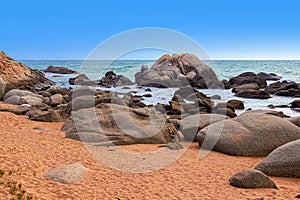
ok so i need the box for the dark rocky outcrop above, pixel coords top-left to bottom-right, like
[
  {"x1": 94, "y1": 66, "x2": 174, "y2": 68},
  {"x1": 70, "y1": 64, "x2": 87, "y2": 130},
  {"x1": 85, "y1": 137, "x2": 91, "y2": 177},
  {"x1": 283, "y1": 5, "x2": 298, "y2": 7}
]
[
  {"x1": 265, "y1": 81, "x2": 300, "y2": 97},
  {"x1": 291, "y1": 99, "x2": 300, "y2": 108},
  {"x1": 135, "y1": 54, "x2": 222, "y2": 89},
  {"x1": 99, "y1": 71, "x2": 133, "y2": 88},
  {"x1": 227, "y1": 100, "x2": 245, "y2": 110},
  {"x1": 235, "y1": 89, "x2": 271, "y2": 99},
  {"x1": 258, "y1": 72, "x2": 281, "y2": 81},
  {"x1": 229, "y1": 169, "x2": 277, "y2": 189},
  {"x1": 229, "y1": 72, "x2": 267, "y2": 88},
  {"x1": 43, "y1": 66, "x2": 78, "y2": 74},
  {"x1": 222, "y1": 79, "x2": 231, "y2": 89}
]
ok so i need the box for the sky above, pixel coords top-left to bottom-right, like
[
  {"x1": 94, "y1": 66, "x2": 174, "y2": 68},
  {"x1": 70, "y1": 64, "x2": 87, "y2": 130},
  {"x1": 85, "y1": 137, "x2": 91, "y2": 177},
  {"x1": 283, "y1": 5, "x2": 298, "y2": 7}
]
[{"x1": 1, "y1": 0, "x2": 300, "y2": 60}]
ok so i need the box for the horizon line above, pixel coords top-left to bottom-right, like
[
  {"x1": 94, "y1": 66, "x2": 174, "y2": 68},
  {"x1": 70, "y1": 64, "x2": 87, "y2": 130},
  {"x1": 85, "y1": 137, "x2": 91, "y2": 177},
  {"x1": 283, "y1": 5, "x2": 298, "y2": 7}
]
[{"x1": 17, "y1": 58, "x2": 300, "y2": 61}]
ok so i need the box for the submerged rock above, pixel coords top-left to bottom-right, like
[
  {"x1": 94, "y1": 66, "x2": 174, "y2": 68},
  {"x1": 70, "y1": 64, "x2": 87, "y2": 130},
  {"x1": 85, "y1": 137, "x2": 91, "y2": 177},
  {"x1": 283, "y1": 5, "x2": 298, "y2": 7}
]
[{"x1": 43, "y1": 66, "x2": 78, "y2": 74}]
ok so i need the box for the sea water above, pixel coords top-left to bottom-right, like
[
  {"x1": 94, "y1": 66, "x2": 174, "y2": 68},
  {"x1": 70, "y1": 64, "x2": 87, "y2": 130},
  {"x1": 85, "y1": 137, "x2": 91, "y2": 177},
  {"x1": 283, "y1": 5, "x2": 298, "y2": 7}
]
[{"x1": 20, "y1": 60, "x2": 300, "y2": 117}]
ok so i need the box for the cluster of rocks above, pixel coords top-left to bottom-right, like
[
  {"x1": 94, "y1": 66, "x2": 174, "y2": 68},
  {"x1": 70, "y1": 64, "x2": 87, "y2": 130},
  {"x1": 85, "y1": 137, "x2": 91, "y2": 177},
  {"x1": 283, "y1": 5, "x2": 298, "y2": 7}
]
[
  {"x1": 1, "y1": 86, "x2": 70, "y2": 122},
  {"x1": 224, "y1": 71, "x2": 300, "y2": 100},
  {"x1": 0, "y1": 51, "x2": 300, "y2": 189},
  {"x1": 265, "y1": 80, "x2": 300, "y2": 97},
  {"x1": 68, "y1": 71, "x2": 133, "y2": 88}
]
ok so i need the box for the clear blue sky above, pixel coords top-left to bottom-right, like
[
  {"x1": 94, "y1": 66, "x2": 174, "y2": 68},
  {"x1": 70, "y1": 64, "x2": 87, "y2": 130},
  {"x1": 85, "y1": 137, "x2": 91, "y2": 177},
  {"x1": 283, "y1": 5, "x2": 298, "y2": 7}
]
[{"x1": 1, "y1": 0, "x2": 300, "y2": 60}]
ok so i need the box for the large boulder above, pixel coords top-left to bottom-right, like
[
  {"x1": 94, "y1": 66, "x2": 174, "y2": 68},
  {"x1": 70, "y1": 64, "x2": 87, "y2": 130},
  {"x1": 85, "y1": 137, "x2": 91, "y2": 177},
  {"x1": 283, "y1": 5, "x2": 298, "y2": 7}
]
[
  {"x1": 4, "y1": 89, "x2": 33, "y2": 99},
  {"x1": 43, "y1": 66, "x2": 78, "y2": 74},
  {"x1": 265, "y1": 81, "x2": 300, "y2": 97},
  {"x1": 235, "y1": 89, "x2": 272, "y2": 99},
  {"x1": 61, "y1": 103, "x2": 178, "y2": 145},
  {"x1": 44, "y1": 163, "x2": 88, "y2": 184},
  {"x1": 179, "y1": 114, "x2": 228, "y2": 141},
  {"x1": 135, "y1": 54, "x2": 221, "y2": 89},
  {"x1": 3, "y1": 89, "x2": 43, "y2": 106},
  {"x1": 197, "y1": 110, "x2": 300, "y2": 156},
  {"x1": 255, "y1": 139, "x2": 300, "y2": 178},
  {"x1": 99, "y1": 71, "x2": 133, "y2": 88},
  {"x1": 229, "y1": 72, "x2": 267, "y2": 88},
  {"x1": 20, "y1": 95, "x2": 43, "y2": 106},
  {"x1": 229, "y1": 169, "x2": 277, "y2": 189},
  {"x1": 0, "y1": 51, "x2": 50, "y2": 92}
]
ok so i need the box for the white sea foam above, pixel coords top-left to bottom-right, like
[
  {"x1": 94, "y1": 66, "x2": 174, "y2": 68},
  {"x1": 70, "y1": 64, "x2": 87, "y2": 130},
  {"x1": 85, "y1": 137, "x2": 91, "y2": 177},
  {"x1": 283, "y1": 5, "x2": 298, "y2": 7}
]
[{"x1": 22, "y1": 60, "x2": 300, "y2": 117}]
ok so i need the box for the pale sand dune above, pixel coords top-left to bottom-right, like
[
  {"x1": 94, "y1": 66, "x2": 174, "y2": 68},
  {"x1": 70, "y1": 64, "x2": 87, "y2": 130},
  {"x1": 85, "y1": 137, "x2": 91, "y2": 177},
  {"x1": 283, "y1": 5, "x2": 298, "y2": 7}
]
[{"x1": 0, "y1": 102, "x2": 299, "y2": 199}]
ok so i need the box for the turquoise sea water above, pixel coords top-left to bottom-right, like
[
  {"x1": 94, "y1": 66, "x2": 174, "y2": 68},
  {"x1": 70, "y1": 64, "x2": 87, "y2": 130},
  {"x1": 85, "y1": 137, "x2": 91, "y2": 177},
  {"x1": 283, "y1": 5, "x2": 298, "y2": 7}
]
[
  {"x1": 20, "y1": 60, "x2": 300, "y2": 117},
  {"x1": 20, "y1": 60, "x2": 300, "y2": 83}
]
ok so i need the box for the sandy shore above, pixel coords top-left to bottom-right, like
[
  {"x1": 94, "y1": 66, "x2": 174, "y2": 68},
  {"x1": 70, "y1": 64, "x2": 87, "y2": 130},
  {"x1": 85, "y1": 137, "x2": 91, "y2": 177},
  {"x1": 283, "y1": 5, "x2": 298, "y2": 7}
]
[{"x1": 0, "y1": 101, "x2": 299, "y2": 200}]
